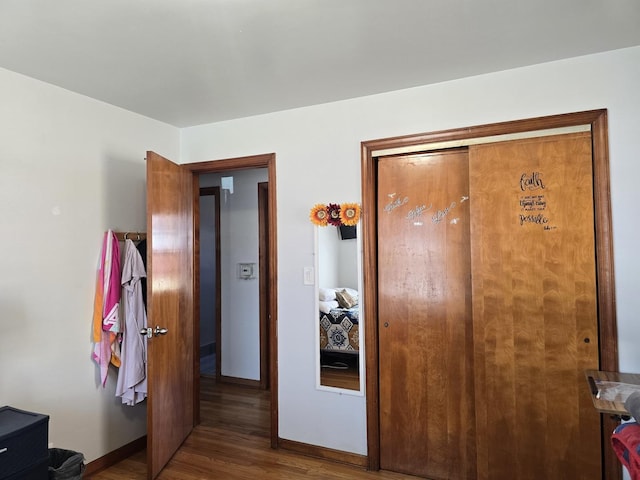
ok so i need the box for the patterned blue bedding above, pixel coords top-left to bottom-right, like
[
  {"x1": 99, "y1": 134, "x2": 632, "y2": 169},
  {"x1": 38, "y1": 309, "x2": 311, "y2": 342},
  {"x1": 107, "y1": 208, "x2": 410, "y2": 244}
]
[{"x1": 319, "y1": 308, "x2": 359, "y2": 352}]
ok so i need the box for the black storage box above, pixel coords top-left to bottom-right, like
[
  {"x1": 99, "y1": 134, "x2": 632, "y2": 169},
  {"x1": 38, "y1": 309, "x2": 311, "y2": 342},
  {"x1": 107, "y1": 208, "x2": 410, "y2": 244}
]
[{"x1": 0, "y1": 406, "x2": 49, "y2": 480}]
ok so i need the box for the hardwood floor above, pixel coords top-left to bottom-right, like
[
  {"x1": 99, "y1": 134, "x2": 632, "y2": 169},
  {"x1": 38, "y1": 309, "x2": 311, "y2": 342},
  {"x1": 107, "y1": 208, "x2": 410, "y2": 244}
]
[
  {"x1": 87, "y1": 377, "x2": 419, "y2": 479},
  {"x1": 320, "y1": 364, "x2": 359, "y2": 391}
]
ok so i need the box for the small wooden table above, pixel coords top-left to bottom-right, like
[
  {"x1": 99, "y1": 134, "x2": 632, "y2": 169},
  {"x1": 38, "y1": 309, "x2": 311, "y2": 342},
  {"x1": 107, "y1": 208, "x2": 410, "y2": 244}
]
[{"x1": 585, "y1": 370, "x2": 640, "y2": 416}]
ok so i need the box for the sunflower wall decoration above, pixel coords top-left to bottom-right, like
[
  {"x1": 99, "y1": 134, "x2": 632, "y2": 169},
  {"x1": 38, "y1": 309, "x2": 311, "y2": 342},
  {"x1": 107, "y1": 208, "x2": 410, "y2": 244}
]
[
  {"x1": 339, "y1": 203, "x2": 361, "y2": 226},
  {"x1": 309, "y1": 204, "x2": 329, "y2": 226},
  {"x1": 327, "y1": 203, "x2": 342, "y2": 226},
  {"x1": 309, "y1": 203, "x2": 361, "y2": 227}
]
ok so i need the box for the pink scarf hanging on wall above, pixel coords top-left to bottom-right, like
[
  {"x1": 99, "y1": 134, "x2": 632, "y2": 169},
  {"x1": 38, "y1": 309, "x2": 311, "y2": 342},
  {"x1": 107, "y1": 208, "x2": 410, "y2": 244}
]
[{"x1": 92, "y1": 229, "x2": 122, "y2": 387}]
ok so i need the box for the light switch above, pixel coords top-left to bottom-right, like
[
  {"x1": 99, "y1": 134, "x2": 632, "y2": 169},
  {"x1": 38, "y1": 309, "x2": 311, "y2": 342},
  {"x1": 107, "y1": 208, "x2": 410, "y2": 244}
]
[{"x1": 303, "y1": 266, "x2": 314, "y2": 285}]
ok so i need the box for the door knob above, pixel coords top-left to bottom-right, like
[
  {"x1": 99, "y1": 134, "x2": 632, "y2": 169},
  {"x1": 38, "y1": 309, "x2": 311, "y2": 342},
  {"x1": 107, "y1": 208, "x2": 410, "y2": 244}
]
[
  {"x1": 154, "y1": 326, "x2": 169, "y2": 336},
  {"x1": 140, "y1": 326, "x2": 169, "y2": 338}
]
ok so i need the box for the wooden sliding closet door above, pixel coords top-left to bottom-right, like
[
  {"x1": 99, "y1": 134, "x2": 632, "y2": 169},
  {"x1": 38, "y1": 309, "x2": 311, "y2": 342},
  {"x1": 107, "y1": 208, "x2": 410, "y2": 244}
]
[
  {"x1": 377, "y1": 150, "x2": 475, "y2": 479},
  {"x1": 468, "y1": 132, "x2": 601, "y2": 479}
]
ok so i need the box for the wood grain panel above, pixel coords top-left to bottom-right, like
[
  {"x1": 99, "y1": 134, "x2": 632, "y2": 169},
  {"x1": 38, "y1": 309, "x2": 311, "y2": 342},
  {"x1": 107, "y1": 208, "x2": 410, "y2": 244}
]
[
  {"x1": 377, "y1": 150, "x2": 475, "y2": 479},
  {"x1": 258, "y1": 182, "x2": 270, "y2": 390},
  {"x1": 362, "y1": 109, "x2": 617, "y2": 479},
  {"x1": 468, "y1": 133, "x2": 601, "y2": 480},
  {"x1": 146, "y1": 151, "x2": 195, "y2": 479}
]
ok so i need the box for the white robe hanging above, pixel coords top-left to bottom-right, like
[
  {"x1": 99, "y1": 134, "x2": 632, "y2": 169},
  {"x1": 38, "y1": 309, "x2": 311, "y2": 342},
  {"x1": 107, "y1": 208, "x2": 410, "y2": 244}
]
[{"x1": 115, "y1": 239, "x2": 148, "y2": 405}]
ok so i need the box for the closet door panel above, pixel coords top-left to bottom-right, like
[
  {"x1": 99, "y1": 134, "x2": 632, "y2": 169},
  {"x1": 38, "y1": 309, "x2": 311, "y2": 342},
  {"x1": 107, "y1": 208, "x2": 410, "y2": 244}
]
[
  {"x1": 377, "y1": 150, "x2": 475, "y2": 479},
  {"x1": 468, "y1": 132, "x2": 601, "y2": 480}
]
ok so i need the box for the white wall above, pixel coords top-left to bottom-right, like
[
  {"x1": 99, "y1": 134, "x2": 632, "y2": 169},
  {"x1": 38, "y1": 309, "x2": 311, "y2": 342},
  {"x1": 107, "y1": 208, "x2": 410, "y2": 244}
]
[
  {"x1": 0, "y1": 67, "x2": 179, "y2": 462},
  {"x1": 317, "y1": 226, "x2": 339, "y2": 288},
  {"x1": 181, "y1": 46, "x2": 640, "y2": 456},
  {"x1": 337, "y1": 237, "x2": 358, "y2": 290},
  {"x1": 318, "y1": 226, "x2": 358, "y2": 290},
  {"x1": 200, "y1": 169, "x2": 268, "y2": 380}
]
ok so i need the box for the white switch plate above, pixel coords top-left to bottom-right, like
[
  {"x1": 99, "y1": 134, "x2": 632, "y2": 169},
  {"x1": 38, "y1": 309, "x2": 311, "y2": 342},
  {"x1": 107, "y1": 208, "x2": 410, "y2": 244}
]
[{"x1": 303, "y1": 266, "x2": 314, "y2": 285}]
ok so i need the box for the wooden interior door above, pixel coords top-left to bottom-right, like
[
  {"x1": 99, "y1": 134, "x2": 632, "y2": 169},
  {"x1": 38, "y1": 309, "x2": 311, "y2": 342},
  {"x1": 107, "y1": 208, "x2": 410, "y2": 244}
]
[
  {"x1": 146, "y1": 151, "x2": 194, "y2": 479},
  {"x1": 198, "y1": 187, "x2": 221, "y2": 381},
  {"x1": 468, "y1": 132, "x2": 601, "y2": 479},
  {"x1": 258, "y1": 182, "x2": 270, "y2": 390},
  {"x1": 377, "y1": 150, "x2": 476, "y2": 479}
]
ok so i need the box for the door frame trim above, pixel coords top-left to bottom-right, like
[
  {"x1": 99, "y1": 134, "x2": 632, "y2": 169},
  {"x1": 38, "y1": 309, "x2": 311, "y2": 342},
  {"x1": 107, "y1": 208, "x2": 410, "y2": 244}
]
[
  {"x1": 258, "y1": 181, "x2": 270, "y2": 390},
  {"x1": 360, "y1": 109, "x2": 619, "y2": 477},
  {"x1": 185, "y1": 153, "x2": 279, "y2": 448},
  {"x1": 198, "y1": 186, "x2": 222, "y2": 383}
]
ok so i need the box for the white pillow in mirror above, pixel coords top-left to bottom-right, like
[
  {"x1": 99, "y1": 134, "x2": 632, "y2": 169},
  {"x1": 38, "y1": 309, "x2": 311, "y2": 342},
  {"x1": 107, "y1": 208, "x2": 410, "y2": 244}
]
[
  {"x1": 319, "y1": 300, "x2": 339, "y2": 313},
  {"x1": 318, "y1": 288, "x2": 337, "y2": 301}
]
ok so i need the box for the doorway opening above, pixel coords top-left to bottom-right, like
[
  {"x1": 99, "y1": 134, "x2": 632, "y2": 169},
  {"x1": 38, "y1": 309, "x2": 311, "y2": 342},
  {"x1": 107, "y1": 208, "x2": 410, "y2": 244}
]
[{"x1": 187, "y1": 153, "x2": 278, "y2": 448}]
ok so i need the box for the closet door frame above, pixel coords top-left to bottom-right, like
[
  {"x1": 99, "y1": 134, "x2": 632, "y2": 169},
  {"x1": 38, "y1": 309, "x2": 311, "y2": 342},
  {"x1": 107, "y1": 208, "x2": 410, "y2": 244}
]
[{"x1": 360, "y1": 109, "x2": 618, "y2": 479}]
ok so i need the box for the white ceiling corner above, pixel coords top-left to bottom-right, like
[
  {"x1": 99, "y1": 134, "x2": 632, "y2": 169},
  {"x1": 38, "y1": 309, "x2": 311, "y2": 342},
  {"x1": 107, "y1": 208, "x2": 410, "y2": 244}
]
[{"x1": 1, "y1": 0, "x2": 639, "y2": 127}]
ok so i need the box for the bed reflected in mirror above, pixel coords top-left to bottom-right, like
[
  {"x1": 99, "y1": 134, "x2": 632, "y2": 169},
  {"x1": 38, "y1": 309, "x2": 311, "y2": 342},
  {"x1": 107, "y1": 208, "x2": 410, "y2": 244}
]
[{"x1": 316, "y1": 224, "x2": 364, "y2": 394}]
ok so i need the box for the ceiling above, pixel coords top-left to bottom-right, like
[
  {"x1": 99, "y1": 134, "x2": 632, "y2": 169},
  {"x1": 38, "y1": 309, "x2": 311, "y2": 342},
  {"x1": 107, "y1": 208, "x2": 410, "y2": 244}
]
[{"x1": 1, "y1": 1, "x2": 639, "y2": 128}]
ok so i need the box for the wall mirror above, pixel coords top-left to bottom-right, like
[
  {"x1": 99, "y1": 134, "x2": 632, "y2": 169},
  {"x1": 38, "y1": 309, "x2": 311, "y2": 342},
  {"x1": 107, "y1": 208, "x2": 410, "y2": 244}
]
[{"x1": 311, "y1": 203, "x2": 364, "y2": 395}]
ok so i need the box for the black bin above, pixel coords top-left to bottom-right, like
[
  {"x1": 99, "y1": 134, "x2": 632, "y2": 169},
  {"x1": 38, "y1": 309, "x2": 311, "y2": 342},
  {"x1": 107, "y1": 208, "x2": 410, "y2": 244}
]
[{"x1": 48, "y1": 448, "x2": 85, "y2": 479}]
